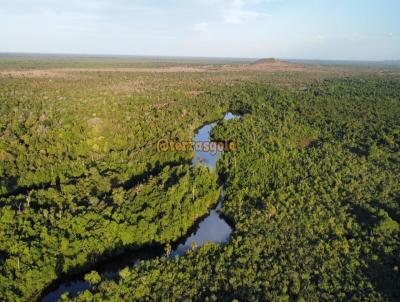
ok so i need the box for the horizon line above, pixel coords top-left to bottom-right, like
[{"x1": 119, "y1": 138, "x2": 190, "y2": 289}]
[{"x1": 0, "y1": 51, "x2": 399, "y2": 63}]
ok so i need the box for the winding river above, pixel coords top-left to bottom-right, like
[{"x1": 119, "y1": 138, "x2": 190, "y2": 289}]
[{"x1": 41, "y1": 112, "x2": 240, "y2": 302}]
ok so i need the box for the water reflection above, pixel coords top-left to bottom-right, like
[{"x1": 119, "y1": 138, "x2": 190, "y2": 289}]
[
  {"x1": 192, "y1": 112, "x2": 240, "y2": 169},
  {"x1": 41, "y1": 281, "x2": 88, "y2": 302},
  {"x1": 171, "y1": 189, "x2": 230, "y2": 257}
]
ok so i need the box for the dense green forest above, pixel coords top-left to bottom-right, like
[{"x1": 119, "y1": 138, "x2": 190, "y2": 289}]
[
  {"x1": 0, "y1": 71, "x2": 229, "y2": 301},
  {"x1": 0, "y1": 67, "x2": 399, "y2": 301}
]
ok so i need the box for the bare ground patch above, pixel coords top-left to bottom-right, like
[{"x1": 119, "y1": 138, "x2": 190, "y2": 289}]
[
  {"x1": 0, "y1": 60, "x2": 369, "y2": 81},
  {"x1": 0, "y1": 66, "x2": 211, "y2": 78}
]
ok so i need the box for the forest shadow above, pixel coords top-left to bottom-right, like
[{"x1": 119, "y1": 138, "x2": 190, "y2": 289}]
[
  {"x1": 122, "y1": 159, "x2": 190, "y2": 191},
  {"x1": 344, "y1": 145, "x2": 369, "y2": 157},
  {"x1": 370, "y1": 198, "x2": 400, "y2": 224},
  {"x1": 347, "y1": 202, "x2": 400, "y2": 301}
]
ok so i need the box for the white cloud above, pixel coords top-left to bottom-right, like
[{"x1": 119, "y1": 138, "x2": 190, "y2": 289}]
[
  {"x1": 222, "y1": 0, "x2": 271, "y2": 25},
  {"x1": 193, "y1": 22, "x2": 210, "y2": 32}
]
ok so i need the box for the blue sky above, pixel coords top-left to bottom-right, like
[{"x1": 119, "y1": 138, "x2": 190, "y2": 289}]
[{"x1": 0, "y1": 0, "x2": 399, "y2": 60}]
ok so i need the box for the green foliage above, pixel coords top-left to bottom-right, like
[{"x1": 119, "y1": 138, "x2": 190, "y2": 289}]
[
  {"x1": 84, "y1": 271, "x2": 101, "y2": 285},
  {"x1": 0, "y1": 71, "x2": 226, "y2": 301},
  {"x1": 0, "y1": 68, "x2": 399, "y2": 302},
  {"x1": 71, "y1": 76, "x2": 399, "y2": 302}
]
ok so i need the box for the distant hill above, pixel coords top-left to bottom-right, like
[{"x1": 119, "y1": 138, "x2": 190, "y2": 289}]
[
  {"x1": 243, "y1": 58, "x2": 305, "y2": 71},
  {"x1": 251, "y1": 58, "x2": 280, "y2": 65}
]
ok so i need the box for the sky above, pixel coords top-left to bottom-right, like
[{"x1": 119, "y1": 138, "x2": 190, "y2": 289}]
[{"x1": 0, "y1": 0, "x2": 399, "y2": 60}]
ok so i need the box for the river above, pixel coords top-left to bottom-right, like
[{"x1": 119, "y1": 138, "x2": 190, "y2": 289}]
[{"x1": 40, "y1": 112, "x2": 240, "y2": 302}]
